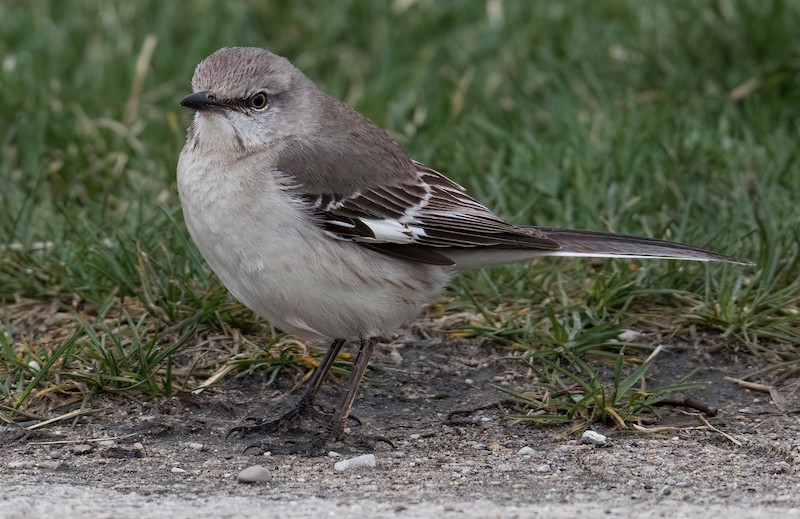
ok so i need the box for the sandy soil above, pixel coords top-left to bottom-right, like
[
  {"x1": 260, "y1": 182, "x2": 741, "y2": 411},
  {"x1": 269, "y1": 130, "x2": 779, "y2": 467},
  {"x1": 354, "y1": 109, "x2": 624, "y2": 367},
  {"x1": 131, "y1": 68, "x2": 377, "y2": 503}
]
[{"x1": 1, "y1": 332, "x2": 799, "y2": 518}]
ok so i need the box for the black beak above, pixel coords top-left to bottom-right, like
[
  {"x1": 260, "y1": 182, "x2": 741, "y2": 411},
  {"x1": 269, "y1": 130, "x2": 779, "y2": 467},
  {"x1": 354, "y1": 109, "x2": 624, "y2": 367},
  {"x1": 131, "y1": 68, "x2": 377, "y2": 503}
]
[{"x1": 180, "y1": 91, "x2": 227, "y2": 111}]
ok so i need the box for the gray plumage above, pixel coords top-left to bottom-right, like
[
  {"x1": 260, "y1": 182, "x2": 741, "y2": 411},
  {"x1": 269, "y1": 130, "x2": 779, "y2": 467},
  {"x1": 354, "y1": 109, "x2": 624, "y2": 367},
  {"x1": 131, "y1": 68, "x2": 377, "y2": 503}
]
[{"x1": 177, "y1": 47, "x2": 750, "y2": 455}]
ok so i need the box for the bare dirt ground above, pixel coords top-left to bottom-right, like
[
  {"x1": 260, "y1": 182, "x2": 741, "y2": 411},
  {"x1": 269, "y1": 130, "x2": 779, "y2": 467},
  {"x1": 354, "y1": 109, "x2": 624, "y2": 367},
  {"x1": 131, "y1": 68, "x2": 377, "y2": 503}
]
[{"x1": 1, "y1": 329, "x2": 799, "y2": 518}]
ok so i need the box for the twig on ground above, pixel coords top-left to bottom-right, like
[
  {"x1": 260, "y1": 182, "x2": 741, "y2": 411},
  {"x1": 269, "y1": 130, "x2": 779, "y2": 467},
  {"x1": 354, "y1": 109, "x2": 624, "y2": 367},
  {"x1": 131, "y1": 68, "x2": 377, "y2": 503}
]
[{"x1": 24, "y1": 408, "x2": 96, "y2": 430}]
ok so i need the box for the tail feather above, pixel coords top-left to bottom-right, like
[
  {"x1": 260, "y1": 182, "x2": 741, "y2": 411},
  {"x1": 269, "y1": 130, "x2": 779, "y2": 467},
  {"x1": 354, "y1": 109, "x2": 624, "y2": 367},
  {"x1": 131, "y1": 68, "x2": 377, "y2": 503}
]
[
  {"x1": 444, "y1": 226, "x2": 752, "y2": 270},
  {"x1": 528, "y1": 226, "x2": 752, "y2": 265}
]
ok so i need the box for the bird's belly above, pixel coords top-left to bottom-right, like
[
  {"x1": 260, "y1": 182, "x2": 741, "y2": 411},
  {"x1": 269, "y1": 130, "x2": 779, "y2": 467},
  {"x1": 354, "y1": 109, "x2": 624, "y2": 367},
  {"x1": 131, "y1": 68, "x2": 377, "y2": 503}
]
[
  {"x1": 178, "y1": 164, "x2": 452, "y2": 341},
  {"x1": 201, "y1": 225, "x2": 450, "y2": 341}
]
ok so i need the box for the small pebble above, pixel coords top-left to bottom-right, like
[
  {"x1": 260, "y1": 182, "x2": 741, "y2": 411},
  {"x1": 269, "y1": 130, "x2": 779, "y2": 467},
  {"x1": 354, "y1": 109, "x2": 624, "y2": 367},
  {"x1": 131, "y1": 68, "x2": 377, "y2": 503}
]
[
  {"x1": 363, "y1": 484, "x2": 378, "y2": 492},
  {"x1": 133, "y1": 442, "x2": 145, "y2": 451},
  {"x1": 580, "y1": 430, "x2": 609, "y2": 446},
  {"x1": 537, "y1": 464, "x2": 552, "y2": 473},
  {"x1": 517, "y1": 446, "x2": 535, "y2": 456},
  {"x1": 390, "y1": 451, "x2": 406, "y2": 459},
  {"x1": 97, "y1": 440, "x2": 115, "y2": 447},
  {"x1": 171, "y1": 467, "x2": 186, "y2": 474},
  {"x1": 334, "y1": 454, "x2": 377, "y2": 472},
  {"x1": 49, "y1": 450, "x2": 63, "y2": 459},
  {"x1": 328, "y1": 451, "x2": 342, "y2": 457},
  {"x1": 617, "y1": 329, "x2": 643, "y2": 342},
  {"x1": 237, "y1": 465, "x2": 271, "y2": 483},
  {"x1": 27, "y1": 360, "x2": 41, "y2": 371},
  {"x1": 464, "y1": 378, "x2": 474, "y2": 385},
  {"x1": 188, "y1": 442, "x2": 204, "y2": 451},
  {"x1": 409, "y1": 433, "x2": 421, "y2": 440},
  {"x1": 72, "y1": 444, "x2": 93, "y2": 455}
]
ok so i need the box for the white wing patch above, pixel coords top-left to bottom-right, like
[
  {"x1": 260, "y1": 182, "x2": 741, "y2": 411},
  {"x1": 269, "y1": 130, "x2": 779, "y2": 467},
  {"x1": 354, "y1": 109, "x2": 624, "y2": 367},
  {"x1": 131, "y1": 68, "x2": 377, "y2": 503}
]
[
  {"x1": 302, "y1": 162, "x2": 559, "y2": 251},
  {"x1": 359, "y1": 218, "x2": 427, "y2": 244}
]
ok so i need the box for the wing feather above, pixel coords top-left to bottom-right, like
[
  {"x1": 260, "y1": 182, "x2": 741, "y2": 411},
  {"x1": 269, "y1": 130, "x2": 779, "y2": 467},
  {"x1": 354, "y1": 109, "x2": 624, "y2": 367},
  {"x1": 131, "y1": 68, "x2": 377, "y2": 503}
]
[{"x1": 298, "y1": 161, "x2": 561, "y2": 254}]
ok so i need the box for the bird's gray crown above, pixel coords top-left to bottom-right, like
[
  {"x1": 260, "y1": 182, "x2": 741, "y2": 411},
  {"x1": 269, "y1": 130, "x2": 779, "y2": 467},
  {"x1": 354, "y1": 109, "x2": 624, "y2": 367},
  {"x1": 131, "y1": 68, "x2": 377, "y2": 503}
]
[{"x1": 191, "y1": 47, "x2": 300, "y2": 99}]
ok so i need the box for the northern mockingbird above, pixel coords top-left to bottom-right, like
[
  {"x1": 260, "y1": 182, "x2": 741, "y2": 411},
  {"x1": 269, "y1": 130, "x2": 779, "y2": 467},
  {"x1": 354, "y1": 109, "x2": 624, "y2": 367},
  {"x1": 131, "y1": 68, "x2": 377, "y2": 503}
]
[{"x1": 177, "y1": 47, "x2": 750, "y2": 455}]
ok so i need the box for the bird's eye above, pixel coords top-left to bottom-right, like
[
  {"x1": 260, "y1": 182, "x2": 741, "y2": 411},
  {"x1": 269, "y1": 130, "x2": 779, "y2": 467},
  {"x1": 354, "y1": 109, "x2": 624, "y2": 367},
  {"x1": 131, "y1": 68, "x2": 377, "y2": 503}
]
[{"x1": 248, "y1": 92, "x2": 269, "y2": 110}]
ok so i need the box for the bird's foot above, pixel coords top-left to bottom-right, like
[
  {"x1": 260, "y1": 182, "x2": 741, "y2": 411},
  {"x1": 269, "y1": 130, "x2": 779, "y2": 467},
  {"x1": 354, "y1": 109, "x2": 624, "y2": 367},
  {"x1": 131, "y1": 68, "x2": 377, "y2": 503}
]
[
  {"x1": 226, "y1": 400, "x2": 330, "y2": 439},
  {"x1": 242, "y1": 428, "x2": 393, "y2": 457},
  {"x1": 227, "y1": 405, "x2": 365, "y2": 439},
  {"x1": 341, "y1": 431, "x2": 395, "y2": 451},
  {"x1": 242, "y1": 429, "x2": 337, "y2": 457}
]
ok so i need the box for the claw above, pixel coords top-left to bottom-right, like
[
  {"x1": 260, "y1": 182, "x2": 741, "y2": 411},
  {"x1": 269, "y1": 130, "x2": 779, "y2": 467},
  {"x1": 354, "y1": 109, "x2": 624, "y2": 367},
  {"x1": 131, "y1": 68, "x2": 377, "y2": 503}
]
[
  {"x1": 243, "y1": 430, "x2": 337, "y2": 457},
  {"x1": 350, "y1": 433, "x2": 395, "y2": 450},
  {"x1": 226, "y1": 409, "x2": 300, "y2": 439}
]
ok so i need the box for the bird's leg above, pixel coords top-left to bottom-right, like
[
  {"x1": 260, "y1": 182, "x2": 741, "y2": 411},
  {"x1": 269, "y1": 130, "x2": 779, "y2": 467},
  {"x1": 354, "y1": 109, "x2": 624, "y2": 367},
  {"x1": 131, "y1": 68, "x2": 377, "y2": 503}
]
[
  {"x1": 244, "y1": 336, "x2": 391, "y2": 456},
  {"x1": 227, "y1": 338, "x2": 346, "y2": 438}
]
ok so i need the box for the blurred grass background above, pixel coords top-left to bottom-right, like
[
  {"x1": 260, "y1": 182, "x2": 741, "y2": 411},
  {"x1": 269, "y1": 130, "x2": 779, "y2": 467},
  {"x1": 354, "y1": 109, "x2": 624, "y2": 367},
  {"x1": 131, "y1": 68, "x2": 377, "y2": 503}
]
[{"x1": 1, "y1": 0, "x2": 798, "y2": 421}]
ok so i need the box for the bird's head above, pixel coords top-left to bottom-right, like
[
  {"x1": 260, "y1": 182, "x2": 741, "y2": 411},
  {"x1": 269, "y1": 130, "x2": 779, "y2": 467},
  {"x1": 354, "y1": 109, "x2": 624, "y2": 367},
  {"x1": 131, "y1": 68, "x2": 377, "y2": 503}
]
[{"x1": 181, "y1": 47, "x2": 317, "y2": 153}]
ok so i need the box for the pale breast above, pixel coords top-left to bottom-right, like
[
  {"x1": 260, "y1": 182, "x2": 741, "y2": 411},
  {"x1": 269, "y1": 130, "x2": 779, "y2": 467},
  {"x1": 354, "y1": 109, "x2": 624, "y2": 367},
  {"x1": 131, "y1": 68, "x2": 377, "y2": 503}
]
[{"x1": 177, "y1": 145, "x2": 454, "y2": 342}]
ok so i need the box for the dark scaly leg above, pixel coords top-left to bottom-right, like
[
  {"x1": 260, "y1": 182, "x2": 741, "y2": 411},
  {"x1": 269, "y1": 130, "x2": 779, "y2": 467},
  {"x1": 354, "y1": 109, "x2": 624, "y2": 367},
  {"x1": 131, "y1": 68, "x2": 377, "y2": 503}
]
[
  {"x1": 244, "y1": 336, "x2": 391, "y2": 456},
  {"x1": 227, "y1": 338, "x2": 346, "y2": 438}
]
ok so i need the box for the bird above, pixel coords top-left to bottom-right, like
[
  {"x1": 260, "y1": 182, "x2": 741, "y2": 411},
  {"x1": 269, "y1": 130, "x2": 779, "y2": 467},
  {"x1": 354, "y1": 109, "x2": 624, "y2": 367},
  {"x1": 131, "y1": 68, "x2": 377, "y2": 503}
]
[{"x1": 176, "y1": 47, "x2": 750, "y2": 456}]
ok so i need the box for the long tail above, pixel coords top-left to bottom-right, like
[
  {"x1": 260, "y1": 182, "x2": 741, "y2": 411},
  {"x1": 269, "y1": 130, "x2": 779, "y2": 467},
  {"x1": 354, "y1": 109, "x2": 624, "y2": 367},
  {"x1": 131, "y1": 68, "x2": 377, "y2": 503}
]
[
  {"x1": 529, "y1": 226, "x2": 752, "y2": 264},
  {"x1": 445, "y1": 226, "x2": 752, "y2": 269}
]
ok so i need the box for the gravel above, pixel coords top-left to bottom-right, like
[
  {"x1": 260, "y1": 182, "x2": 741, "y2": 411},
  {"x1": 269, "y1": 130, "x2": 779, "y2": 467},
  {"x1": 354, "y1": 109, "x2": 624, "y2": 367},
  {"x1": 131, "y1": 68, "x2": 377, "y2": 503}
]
[
  {"x1": 1, "y1": 335, "x2": 797, "y2": 517},
  {"x1": 71, "y1": 444, "x2": 93, "y2": 455},
  {"x1": 580, "y1": 430, "x2": 609, "y2": 446},
  {"x1": 237, "y1": 465, "x2": 271, "y2": 483},
  {"x1": 334, "y1": 453, "x2": 377, "y2": 471}
]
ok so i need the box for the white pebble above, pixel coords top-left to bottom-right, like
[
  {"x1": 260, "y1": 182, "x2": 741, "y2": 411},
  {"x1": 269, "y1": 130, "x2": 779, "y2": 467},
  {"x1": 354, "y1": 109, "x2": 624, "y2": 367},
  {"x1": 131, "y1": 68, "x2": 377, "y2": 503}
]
[
  {"x1": 334, "y1": 454, "x2": 377, "y2": 472},
  {"x1": 171, "y1": 467, "x2": 186, "y2": 474},
  {"x1": 328, "y1": 451, "x2": 342, "y2": 457},
  {"x1": 27, "y1": 360, "x2": 41, "y2": 371},
  {"x1": 537, "y1": 464, "x2": 552, "y2": 473},
  {"x1": 517, "y1": 446, "x2": 535, "y2": 456},
  {"x1": 237, "y1": 465, "x2": 270, "y2": 483},
  {"x1": 617, "y1": 329, "x2": 643, "y2": 342},
  {"x1": 581, "y1": 430, "x2": 609, "y2": 446},
  {"x1": 409, "y1": 433, "x2": 421, "y2": 440},
  {"x1": 188, "y1": 442, "x2": 204, "y2": 451}
]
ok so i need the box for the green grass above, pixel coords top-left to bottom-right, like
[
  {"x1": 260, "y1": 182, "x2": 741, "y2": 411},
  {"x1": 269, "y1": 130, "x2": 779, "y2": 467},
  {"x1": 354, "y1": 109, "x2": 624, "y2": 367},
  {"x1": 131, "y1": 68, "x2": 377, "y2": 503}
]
[{"x1": 1, "y1": 0, "x2": 798, "y2": 423}]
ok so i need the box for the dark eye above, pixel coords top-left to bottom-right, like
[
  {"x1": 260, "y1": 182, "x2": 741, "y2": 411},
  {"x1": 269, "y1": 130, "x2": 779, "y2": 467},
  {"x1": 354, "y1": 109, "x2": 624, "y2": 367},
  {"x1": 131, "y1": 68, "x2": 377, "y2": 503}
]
[{"x1": 248, "y1": 92, "x2": 269, "y2": 110}]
